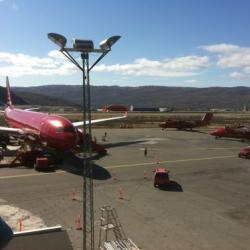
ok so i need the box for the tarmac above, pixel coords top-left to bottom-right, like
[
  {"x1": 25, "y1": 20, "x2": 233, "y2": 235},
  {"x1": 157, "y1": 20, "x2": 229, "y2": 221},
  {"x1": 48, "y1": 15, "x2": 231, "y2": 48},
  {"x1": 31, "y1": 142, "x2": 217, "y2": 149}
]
[{"x1": 1, "y1": 128, "x2": 250, "y2": 249}]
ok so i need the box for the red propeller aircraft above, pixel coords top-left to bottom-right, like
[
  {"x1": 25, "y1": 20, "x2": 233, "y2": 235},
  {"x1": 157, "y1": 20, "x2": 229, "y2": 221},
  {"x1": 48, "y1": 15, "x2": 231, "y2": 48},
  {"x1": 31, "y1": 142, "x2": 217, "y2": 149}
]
[
  {"x1": 0, "y1": 77, "x2": 127, "y2": 153},
  {"x1": 210, "y1": 125, "x2": 250, "y2": 140},
  {"x1": 159, "y1": 112, "x2": 213, "y2": 130}
]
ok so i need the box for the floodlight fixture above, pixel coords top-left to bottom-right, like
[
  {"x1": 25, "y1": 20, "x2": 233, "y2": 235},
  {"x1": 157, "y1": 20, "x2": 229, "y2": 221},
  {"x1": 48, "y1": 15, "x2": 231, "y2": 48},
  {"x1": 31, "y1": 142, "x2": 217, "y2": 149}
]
[
  {"x1": 47, "y1": 32, "x2": 121, "y2": 70},
  {"x1": 73, "y1": 39, "x2": 94, "y2": 51},
  {"x1": 47, "y1": 33, "x2": 67, "y2": 48},
  {"x1": 99, "y1": 35, "x2": 121, "y2": 50}
]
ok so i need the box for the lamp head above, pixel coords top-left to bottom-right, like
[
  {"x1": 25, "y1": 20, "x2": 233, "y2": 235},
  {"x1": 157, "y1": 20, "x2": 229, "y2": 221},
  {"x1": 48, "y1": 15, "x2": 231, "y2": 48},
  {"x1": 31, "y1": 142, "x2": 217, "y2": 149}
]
[
  {"x1": 99, "y1": 35, "x2": 121, "y2": 51},
  {"x1": 48, "y1": 33, "x2": 67, "y2": 48},
  {"x1": 73, "y1": 39, "x2": 94, "y2": 51}
]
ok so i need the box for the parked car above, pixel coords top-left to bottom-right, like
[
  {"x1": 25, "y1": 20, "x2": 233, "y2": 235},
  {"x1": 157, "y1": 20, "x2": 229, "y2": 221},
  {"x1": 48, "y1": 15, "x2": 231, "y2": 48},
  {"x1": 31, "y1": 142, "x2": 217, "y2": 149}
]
[
  {"x1": 239, "y1": 146, "x2": 250, "y2": 158},
  {"x1": 153, "y1": 168, "x2": 170, "y2": 187}
]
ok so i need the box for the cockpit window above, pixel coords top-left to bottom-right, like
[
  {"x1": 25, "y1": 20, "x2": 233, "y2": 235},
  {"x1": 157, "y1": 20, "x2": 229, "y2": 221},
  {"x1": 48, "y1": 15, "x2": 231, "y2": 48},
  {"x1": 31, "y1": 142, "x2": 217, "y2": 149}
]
[
  {"x1": 64, "y1": 125, "x2": 75, "y2": 133},
  {"x1": 56, "y1": 127, "x2": 63, "y2": 132},
  {"x1": 49, "y1": 119, "x2": 75, "y2": 133}
]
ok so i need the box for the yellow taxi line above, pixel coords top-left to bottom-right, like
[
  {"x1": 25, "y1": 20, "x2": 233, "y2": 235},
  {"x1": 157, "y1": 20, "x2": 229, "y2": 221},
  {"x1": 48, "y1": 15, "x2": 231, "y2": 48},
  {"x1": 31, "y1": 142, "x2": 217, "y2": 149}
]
[
  {"x1": 210, "y1": 147, "x2": 242, "y2": 150},
  {"x1": 106, "y1": 155, "x2": 236, "y2": 169},
  {"x1": 0, "y1": 155, "x2": 236, "y2": 179},
  {"x1": 0, "y1": 170, "x2": 66, "y2": 180}
]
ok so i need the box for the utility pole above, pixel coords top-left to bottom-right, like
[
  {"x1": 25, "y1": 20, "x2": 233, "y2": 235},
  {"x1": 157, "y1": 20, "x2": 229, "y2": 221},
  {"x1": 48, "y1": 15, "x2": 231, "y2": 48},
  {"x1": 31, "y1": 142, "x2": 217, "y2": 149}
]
[
  {"x1": 48, "y1": 33, "x2": 120, "y2": 250},
  {"x1": 81, "y1": 52, "x2": 94, "y2": 249}
]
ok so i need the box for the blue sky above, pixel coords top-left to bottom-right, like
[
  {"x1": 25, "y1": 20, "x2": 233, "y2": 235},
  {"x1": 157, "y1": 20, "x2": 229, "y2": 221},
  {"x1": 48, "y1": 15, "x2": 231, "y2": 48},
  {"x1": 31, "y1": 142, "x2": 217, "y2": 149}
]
[{"x1": 1, "y1": 0, "x2": 250, "y2": 87}]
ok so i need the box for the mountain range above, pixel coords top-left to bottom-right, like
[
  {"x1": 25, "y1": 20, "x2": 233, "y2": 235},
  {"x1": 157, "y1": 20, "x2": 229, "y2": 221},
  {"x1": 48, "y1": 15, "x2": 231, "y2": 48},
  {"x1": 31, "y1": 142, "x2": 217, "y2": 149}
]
[{"x1": 11, "y1": 85, "x2": 250, "y2": 110}]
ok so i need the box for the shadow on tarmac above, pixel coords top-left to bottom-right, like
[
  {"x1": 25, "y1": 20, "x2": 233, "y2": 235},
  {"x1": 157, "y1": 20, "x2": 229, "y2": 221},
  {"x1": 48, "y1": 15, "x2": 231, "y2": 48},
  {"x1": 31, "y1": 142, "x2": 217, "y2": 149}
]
[
  {"x1": 214, "y1": 137, "x2": 249, "y2": 143},
  {"x1": 158, "y1": 180, "x2": 183, "y2": 192},
  {"x1": 6, "y1": 151, "x2": 110, "y2": 180},
  {"x1": 103, "y1": 140, "x2": 147, "y2": 148},
  {"x1": 181, "y1": 129, "x2": 208, "y2": 134},
  {"x1": 62, "y1": 152, "x2": 111, "y2": 180},
  {"x1": 162, "y1": 128, "x2": 208, "y2": 134}
]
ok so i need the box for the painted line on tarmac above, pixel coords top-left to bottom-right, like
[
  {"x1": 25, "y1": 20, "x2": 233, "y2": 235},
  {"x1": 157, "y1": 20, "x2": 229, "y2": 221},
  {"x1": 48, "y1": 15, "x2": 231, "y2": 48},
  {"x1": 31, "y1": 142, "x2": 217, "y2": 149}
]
[
  {"x1": 192, "y1": 147, "x2": 242, "y2": 150},
  {"x1": 0, "y1": 170, "x2": 66, "y2": 180},
  {"x1": 106, "y1": 155, "x2": 236, "y2": 169},
  {"x1": 0, "y1": 155, "x2": 237, "y2": 179},
  {"x1": 210, "y1": 147, "x2": 241, "y2": 150}
]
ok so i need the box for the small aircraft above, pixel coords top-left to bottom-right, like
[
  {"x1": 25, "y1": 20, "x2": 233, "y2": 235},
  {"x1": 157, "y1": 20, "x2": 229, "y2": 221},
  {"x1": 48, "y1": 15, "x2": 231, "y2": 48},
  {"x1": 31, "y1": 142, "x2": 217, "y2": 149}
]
[
  {"x1": 0, "y1": 77, "x2": 127, "y2": 153},
  {"x1": 210, "y1": 125, "x2": 250, "y2": 140},
  {"x1": 159, "y1": 112, "x2": 213, "y2": 130}
]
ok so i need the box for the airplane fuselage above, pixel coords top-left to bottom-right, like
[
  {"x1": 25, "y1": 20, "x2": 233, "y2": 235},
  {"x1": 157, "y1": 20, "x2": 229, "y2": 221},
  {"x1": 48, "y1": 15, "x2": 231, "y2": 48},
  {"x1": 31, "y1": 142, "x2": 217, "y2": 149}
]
[
  {"x1": 1, "y1": 76, "x2": 125, "y2": 154},
  {"x1": 4, "y1": 107, "x2": 77, "y2": 151},
  {"x1": 159, "y1": 120, "x2": 208, "y2": 129},
  {"x1": 159, "y1": 112, "x2": 213, "y2": 130},
  {"x1": 210, "y1": 127, "x2": 250, "y2": 139},
  {"x1": 159, "y1": 120, "x2": 195, "y2": 129}
]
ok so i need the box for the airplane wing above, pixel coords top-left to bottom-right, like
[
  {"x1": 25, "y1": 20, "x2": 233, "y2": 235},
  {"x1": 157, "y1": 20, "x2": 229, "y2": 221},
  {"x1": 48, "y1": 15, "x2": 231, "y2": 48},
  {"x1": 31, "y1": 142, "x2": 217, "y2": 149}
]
[
  {"x1": 0, "y1": 108, "x2": 39, "y2": 113},
  {"x1": 72, "y1": 112, "x2": 128, "y2": 128},
  {"x1": 24, "y1": 108, "x2": 40, "y2": 111},
  {"x1": 0, "y1": 126, "x2": 40, "y2": 137},
  {"x1": 0, "y1": 126, "x2": 24, "y2": 135}
]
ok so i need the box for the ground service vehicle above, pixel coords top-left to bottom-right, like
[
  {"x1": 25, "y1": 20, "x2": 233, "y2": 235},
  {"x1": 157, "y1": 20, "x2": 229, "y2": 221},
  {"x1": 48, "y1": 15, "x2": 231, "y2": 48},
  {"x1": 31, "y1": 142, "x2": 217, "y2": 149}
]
[
  {"x1": 153, "y1": 168, "x2": 170, "y2": 187},
  {"x1": 238, "y1": 146, "x2": 250, "y2": 158}
]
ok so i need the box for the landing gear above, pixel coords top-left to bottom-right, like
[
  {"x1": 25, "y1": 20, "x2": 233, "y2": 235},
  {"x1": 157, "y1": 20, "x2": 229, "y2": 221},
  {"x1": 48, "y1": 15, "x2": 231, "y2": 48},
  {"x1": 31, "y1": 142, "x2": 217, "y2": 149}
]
[
  {"x1": 7, "y1": 137, "x2": 61, "y2": 170},
  {"x1": 0, "y1": 134, "x2": 9, "y2": 149}
]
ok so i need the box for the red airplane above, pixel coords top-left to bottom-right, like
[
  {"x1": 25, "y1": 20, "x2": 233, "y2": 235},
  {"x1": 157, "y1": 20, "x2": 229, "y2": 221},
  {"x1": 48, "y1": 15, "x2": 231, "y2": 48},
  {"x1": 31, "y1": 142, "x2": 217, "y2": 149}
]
[
  {"x1": 159, "y1": 112, "x2": 213, "y2": 130},
  {"x1": 210, "y1": 125, "x2": 250, "y2": 140},
  {"x1": 0, "y1": 77, "x2": 127, "y2": 153}
]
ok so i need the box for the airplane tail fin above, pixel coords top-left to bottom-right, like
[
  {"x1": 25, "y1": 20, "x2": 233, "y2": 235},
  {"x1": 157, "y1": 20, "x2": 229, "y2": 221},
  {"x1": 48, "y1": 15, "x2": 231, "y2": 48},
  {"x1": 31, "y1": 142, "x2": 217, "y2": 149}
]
[
  {"x1": 6, "y1": 76, "x2": 13, "y2": 108},
  {"x1": 201, "y1": 112, "x2": 213, "y2": 124}
]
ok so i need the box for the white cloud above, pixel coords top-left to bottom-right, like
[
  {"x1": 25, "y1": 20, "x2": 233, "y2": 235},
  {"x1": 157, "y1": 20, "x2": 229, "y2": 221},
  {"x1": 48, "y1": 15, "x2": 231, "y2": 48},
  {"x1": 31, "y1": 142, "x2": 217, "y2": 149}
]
[
  {"x1": 0, "y1": 51, "x2": 78, "y2": 77},
  {"x1": 48, "y1": 50, "x2": 66, "y2": 60},
  {"x1": 93, "y1": 56, "x2": 210, "y2": 77},
  {"x1": 201, "y1": 43, "x2": 250, "y2": 78},
  {"x1": 201, "y1": 44, "x2": 240, "y2": 54},
  {"x1": 184, "y1": 79, "x2": 197, "y2": 83},
  {"x1": 0, "y1": 51, "x2": 209, "y2": 78},
  {"x1": 229, "y1": 72, "x2": 245, "y2": 79}
]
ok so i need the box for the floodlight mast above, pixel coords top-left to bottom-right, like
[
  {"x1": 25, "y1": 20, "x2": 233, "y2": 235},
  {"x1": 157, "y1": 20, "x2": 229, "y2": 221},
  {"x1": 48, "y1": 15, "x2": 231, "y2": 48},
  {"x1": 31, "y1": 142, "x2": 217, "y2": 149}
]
[
  {"x1": 48, "y1": 33, "x2": 120, "y2": 71},
  {"x1": 47, "y1": 33, "x2": 120, "y2": 250}
]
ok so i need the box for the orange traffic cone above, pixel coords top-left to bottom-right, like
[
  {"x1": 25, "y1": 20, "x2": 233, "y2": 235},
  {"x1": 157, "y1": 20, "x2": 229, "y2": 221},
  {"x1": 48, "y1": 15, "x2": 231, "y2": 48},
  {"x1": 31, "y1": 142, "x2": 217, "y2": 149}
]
[
  {"x1": 71, "y1": 191, "x2": 77, "y2": 201},
  {"x1": 117, "y1": 188, "x2": 124, "y2": 200},
  {"x1": 75, "y1": 215, "x2": 82, "y2": 230},
  {"x1": 18, "y1": 219, "x2": 23, "y2": 232}
]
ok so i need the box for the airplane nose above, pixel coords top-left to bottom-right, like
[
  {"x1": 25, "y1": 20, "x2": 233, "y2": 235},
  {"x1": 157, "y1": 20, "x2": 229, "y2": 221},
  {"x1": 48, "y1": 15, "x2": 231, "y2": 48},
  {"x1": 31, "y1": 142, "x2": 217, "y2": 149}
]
[
  {"x1": 159, "y1": 122, "x2": 165, "y2": 128},
  {"x1": 210, "y1": 128, "x2": 224, "y2": 136},
  {"x1": 210, "y1": 130, "x2": 217, "y2": 136}
]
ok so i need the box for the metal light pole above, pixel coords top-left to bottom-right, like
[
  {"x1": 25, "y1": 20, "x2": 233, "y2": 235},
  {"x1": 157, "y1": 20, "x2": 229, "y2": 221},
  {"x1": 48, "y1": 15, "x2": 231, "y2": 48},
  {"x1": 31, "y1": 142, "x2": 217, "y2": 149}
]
[{"x1": 47, "y1": 33, "x2": 120, "y2": 250}]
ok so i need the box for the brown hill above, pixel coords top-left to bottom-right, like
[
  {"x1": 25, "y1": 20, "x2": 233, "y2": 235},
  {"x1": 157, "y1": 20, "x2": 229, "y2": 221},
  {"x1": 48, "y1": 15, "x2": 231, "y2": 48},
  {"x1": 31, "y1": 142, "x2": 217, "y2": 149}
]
[
  {"x1": 13, "y1": 85, "x2": 250, "y2": 110},
  {"x1": 0, "y1": 86, "x2": 27, "y2": 105}
]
